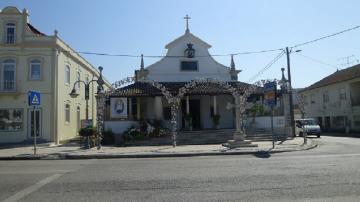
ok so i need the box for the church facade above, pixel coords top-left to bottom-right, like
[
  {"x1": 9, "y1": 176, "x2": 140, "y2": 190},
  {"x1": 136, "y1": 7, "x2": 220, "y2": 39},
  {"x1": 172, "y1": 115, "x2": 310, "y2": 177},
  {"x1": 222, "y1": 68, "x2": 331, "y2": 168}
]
[{"x1": 104, "y1": 23, "x2": 249, "y2": 134}]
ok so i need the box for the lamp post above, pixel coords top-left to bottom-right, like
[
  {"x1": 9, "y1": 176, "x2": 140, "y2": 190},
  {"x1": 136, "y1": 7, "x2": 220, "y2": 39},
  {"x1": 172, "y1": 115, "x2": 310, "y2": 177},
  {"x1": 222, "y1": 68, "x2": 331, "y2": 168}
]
[{"x1": 70, "y1": 66, "x2": 105, "y2": 149}]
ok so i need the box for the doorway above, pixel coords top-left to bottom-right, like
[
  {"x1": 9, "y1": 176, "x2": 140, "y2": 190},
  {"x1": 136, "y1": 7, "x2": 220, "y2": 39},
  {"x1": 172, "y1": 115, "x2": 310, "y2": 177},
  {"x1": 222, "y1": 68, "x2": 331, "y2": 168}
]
[
  {"x1": 325, "y1": 116, "x2": 330, "y2": 131},
  {"x1": 28, "y1": 108, "x2": 41, "y2": 138},
  {"x1": 181, "y1": 99, "x2": 201, "y2": 129},
  {"x1": 76, "y1": 106, "x2": 81, "y2": 134}
]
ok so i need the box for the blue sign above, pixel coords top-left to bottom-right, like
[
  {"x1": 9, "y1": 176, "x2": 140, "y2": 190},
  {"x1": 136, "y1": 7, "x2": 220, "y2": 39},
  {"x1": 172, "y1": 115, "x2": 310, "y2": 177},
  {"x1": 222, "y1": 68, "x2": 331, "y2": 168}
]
[
  {"x1": 28, "y1": 91, "x2": 41, "y2": 106},
  {"x1": 264, "y1": 82, "x2": 276, "y2": 106}
]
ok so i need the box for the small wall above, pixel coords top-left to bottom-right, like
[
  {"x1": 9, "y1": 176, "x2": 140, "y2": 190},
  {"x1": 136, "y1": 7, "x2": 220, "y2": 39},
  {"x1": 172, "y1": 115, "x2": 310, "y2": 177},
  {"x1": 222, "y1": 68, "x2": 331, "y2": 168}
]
[
  {"x1": 246, "y1": 116, "x2": 285, "y2": 128},
  {"x1": 104, "y1": 121, "x2": 139, "y2": 134}
]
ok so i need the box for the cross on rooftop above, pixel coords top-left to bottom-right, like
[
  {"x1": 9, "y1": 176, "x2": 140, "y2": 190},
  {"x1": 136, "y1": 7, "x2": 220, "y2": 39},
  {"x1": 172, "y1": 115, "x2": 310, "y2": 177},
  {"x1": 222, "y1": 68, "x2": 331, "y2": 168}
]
[{"x1": 184, "y1": 15, "x2": 191, "y2": 32}]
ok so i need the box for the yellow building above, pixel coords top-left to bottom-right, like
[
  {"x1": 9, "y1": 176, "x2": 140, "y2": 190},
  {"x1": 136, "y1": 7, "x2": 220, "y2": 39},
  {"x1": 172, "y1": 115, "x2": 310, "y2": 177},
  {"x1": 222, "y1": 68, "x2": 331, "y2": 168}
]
[{"x1": 0, "y1": 6, "x2": 110, "y2": 144}]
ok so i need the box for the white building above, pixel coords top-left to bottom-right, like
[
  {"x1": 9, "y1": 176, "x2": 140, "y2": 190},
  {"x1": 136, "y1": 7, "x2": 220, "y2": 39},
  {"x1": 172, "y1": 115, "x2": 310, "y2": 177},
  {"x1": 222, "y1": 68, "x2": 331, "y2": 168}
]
[
  {"x1": 299, "y1": 64, "x2": 360, "y2": 133},
  {"x1": 105, "y1": 23, "x2": 247, "y2": 133}
]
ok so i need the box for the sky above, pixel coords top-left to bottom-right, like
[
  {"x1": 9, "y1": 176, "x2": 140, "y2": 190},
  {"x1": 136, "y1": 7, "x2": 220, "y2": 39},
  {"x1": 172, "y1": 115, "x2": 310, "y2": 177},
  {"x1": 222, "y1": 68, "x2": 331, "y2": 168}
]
[{"x1": 1, "y1": 0, "x2": 360, "y2": 88}]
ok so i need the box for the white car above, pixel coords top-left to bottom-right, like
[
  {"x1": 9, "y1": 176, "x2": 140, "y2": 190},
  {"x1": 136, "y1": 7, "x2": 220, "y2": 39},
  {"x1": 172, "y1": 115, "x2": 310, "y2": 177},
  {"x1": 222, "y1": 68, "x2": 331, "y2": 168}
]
[{"x1": 295, "y1": 118, "x2": 321, "y2": 138}]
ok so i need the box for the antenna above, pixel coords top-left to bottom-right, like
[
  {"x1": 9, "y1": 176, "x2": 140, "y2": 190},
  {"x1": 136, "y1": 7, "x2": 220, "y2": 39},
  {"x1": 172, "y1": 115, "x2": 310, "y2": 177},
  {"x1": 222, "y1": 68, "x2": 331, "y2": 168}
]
[{"x1": 337, "y1": 55, "x2": 356, "y2": 68}]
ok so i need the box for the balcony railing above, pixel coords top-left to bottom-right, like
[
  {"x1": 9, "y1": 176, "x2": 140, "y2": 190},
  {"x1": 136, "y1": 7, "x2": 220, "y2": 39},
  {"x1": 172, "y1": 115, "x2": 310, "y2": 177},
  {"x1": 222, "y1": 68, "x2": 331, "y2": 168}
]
[{"x1": 1, "y1": 80, "x2": 16, "y2": 92}]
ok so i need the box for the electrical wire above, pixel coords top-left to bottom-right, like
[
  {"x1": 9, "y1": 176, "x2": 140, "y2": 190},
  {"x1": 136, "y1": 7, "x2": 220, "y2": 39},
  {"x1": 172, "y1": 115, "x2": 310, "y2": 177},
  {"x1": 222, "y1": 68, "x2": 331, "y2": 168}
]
[
  {"x1": 291, "y1": 25, "x2": 360, "y2": 49},
  {"x1": 2, "y1": 25, "x2": 359, "y2": 59},
  {"x1": 1, "y1": 48, "x2": 283, "y2": 58},
  {"x1": 60, "y1": 25, "x2": 360, "y2": 58},
  {"x1": 65, "y1": 49, "x2": 283, "y2": 58},
  {"x1": 296, "y1": 53, "x2": 338, "y2": 70},
  {"x1": 247, "y1": 50, "x2": 285, "y2": 83}
]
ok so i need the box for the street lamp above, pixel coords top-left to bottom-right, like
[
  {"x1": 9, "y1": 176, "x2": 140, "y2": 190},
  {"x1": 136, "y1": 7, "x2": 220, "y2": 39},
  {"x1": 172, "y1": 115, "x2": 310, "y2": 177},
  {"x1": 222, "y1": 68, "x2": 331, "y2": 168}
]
[{"x1": 69, "y1": 66, "x2": 105, "y2": 149}]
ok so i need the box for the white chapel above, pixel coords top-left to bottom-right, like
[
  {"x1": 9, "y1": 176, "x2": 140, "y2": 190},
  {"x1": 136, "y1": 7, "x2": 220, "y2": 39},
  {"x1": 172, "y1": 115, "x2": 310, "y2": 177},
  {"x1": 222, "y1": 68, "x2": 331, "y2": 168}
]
[{"x1": 105, "y1": 16, "x2": 249, "y2": 133}]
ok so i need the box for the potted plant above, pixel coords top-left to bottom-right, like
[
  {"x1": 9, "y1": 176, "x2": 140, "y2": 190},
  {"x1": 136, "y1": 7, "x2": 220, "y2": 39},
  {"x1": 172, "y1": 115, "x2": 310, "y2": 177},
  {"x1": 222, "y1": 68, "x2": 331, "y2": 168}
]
[
  {"x1": 79, "y1": 127, "x2": 96, "y2": 149},
  {"x1": 184, "y1": 113, "x2": 192, "y2": 131},
  {"x1": 212, "y1": 114, "x2": 221, "y2": 129}
]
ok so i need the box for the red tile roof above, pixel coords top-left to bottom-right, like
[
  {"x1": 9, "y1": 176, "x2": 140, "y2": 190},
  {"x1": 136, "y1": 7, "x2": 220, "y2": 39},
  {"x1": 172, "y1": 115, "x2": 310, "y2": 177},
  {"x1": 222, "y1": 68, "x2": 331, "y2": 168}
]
[
  {"x1": 301, "y1": 64, "x2": 360, "y2": 92},
  {"x1": 27, "y1": 23, "x2": 46, "y2": 36},
  {"x1": 110, "y1": 81, "x2": 259, "y2": 97}
]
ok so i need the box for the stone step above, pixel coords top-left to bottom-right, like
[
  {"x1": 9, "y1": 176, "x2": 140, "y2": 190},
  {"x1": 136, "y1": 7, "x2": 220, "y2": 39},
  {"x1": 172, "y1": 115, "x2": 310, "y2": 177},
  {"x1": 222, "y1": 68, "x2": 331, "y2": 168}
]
[{"x1": 122, "y1": 129, "x2": 289, "y2": 146}]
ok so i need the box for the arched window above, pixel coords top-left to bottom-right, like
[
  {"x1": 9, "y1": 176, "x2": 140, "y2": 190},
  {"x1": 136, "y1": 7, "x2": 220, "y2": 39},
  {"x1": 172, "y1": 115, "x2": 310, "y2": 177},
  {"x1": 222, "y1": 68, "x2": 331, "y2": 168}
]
[
  {"x1": 5, "y1": 23, "x2": 16, "y2": 44},
  {"x1": 65, "y1": 65, "x2": 70, "y2": 84},
  {"x1": 65, "y1": 104, "x2": 70, "y2": 123},
  {"x1": 2, "y1": 59, "x2": 16, "y2": 91},
  {"x1": 29, "y1": 59, "x2": 41, "y2": 80}
]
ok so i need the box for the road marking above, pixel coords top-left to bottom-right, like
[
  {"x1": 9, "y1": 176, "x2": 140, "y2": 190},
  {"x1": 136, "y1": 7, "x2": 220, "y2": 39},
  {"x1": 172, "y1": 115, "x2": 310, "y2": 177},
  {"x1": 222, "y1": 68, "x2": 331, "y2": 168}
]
[
  {"x1": 1, "y1": 173, "x2": 63, "y2": 202},
  {"x1": 0, "y1": 170, "x2": 70, "y2": 175},
  {"x1": 273, "y1": 153, "x2": 360, "y2": 159}
]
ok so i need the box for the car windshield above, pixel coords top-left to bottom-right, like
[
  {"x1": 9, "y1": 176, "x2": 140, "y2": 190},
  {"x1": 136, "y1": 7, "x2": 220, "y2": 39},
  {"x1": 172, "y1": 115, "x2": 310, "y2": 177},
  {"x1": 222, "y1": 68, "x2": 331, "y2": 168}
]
[{"x1": 302, "y1": 119, "x2": 316, "y2": 125}]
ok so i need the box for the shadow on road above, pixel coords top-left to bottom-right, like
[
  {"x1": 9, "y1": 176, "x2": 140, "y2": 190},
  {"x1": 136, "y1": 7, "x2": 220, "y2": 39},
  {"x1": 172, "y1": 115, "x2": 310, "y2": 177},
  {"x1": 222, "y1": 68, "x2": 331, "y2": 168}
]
[{"x1": 253, "y1": 150, "x2": 271, "y2": 158}]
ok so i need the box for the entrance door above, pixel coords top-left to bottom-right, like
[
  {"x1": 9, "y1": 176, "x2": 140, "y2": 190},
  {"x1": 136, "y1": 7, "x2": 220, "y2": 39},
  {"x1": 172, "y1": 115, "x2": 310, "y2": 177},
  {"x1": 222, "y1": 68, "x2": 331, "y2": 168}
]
[
  {"x1": 324, "y1": 116, "x2": 330, "y2": 131},
  {"x1": 181, "y1": 99, "x2": 201, "y2": 129},
  {"x1": 76, "y1": 106, "x2": 81, "y2": 134},
  {"x1": 28, "y1": 108, "x2": 41, "y2": 138}
]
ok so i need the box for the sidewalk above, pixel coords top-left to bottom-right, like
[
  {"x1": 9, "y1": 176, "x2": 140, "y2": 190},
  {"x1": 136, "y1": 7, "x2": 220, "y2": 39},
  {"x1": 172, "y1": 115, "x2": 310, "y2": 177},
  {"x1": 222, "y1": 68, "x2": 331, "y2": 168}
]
[{"x1": 0, "y1": 137, "x2": 317, "y2": 160}]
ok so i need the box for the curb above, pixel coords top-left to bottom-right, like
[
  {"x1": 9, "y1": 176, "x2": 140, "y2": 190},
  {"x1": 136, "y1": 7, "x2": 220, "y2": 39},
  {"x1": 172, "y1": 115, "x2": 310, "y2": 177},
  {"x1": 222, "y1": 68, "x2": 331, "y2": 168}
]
[{"x1": 0, "y1": 141, "x2": 318, "y2": 160}]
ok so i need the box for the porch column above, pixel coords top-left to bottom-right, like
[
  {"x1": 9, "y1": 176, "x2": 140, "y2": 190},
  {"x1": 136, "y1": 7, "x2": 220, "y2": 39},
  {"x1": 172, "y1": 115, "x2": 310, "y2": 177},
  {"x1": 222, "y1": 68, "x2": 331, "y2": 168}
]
[
  {"x1": 186, "y1": 96, "x2": 190, "y2": 114},
  {"x1": 154, "y1": 96, "x2": 163, "y2": 120},
  {"x1": 136, "y1": 97, "x2": 141, "y2": 120},
  {"x1": 128, "y1": 98, "x2": 133, "y2": 120},
  {"x1": 213, "y1": 95, "x2": 217, "y2": 115}
]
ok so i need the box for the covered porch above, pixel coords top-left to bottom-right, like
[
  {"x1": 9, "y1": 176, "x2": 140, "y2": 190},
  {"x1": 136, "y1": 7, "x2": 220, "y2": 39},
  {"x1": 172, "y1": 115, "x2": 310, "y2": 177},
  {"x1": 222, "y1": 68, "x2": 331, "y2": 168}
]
[{"x1": 103, "y1": 81, "x2": 252, "y2": 134}]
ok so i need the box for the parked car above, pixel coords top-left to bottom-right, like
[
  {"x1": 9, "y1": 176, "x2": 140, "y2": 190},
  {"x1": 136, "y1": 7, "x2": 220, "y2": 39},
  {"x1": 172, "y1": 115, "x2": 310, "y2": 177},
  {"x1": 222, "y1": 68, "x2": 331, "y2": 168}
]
[{"x1": 295, "y1": 118, "x2": 321, "y2": 138}]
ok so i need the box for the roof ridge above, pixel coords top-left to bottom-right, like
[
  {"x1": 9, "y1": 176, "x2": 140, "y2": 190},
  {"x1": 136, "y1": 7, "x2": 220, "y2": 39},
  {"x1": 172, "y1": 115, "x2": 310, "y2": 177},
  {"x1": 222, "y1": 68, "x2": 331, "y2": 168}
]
[{"x1": 303, "y1": 64, "x2": 360, "y2": 91}]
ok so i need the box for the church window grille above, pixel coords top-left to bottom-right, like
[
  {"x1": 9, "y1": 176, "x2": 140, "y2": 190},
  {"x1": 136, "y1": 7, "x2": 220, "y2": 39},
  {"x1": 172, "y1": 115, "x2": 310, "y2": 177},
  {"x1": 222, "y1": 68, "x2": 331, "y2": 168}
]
[{"x1": 181, "y1": 61, "x2": 198, "y2": 71}]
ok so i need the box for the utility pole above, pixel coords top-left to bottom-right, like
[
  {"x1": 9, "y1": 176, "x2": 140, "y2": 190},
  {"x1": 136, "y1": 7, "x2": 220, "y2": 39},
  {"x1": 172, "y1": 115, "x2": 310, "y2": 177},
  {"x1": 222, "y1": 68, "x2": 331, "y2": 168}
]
[{"x1": 286, "y1": 47, "x2": 295, "y2": 138}]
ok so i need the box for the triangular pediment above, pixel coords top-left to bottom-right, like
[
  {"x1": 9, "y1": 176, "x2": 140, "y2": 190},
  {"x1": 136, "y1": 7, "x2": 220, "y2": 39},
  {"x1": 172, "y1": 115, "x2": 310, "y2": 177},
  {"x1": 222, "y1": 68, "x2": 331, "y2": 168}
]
[{"x1": 165, "y1": 31, "x2": 212, "y2": 50}]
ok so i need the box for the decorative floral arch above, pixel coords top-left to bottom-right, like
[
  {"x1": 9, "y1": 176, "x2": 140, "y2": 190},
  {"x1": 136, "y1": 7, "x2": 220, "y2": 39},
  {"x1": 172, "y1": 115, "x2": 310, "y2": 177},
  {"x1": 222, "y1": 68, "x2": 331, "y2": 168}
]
[
  {"x1": 176, "y1": 78, "x2": 241, "y2": 101},
  {"x1": 96, "y1": 77, "x2": 179, "y2": 147}
]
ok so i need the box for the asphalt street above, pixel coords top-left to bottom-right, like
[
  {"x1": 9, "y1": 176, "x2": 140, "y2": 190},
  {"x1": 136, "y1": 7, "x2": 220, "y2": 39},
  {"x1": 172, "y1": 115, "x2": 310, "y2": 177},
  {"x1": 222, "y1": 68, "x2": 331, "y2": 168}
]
[{"x1": 1, "y1": 136, "x2": 360, "y2": 202}]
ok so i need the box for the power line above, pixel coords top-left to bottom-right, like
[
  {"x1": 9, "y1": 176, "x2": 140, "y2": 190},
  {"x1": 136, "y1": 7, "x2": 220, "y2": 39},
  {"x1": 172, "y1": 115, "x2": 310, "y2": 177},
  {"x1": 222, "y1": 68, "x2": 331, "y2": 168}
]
[
  {"x1": 247, "y1": 51, "x2": 285, "y2": 83},
  {"x1": 74, "y1": 49, "x2": 283, "y2": 58},
  {"x1": 65, "y1": 25, "x2": 360, "y2": 58},
  {"x1": 296, "y1": 53, "x2": 338, "y2": 70},
  {"x1": 2, "y1": 25, "x2": 359, "y2": 60},
  {"x1": 291, "y1": 25, "x2": 360, "y2": 49},
  {"x1": 1, "y1": 47, "x2": 283, "y2": 58}
]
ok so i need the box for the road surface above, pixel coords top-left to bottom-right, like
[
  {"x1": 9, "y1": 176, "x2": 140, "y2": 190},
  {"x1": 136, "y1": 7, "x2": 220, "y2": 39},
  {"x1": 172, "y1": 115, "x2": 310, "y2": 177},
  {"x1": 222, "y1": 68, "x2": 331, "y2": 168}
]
[{"x1": 0, "y1": 136, "x2": 360, "y2": 202}]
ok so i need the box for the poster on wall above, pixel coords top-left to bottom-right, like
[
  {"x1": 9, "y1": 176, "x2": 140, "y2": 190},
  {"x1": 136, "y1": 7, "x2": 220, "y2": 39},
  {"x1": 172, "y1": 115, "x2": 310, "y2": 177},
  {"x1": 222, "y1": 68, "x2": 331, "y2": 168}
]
[{"x1": 110, "y1": 98, "x2": 128, "y2": 118}]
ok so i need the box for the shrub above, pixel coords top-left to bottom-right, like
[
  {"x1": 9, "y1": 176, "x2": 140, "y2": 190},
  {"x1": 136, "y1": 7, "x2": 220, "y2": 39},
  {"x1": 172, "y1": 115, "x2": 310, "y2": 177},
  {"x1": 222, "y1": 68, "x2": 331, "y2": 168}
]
[
  {"x1": 123, "y1": 126, "x2": 146, "y2": 141},
  {"x1": 79, "y1": 127, "x2": 96, "y2": 137},
  {"x1": 78, "y1": 127, "x2": 97, "y2": 148}
]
